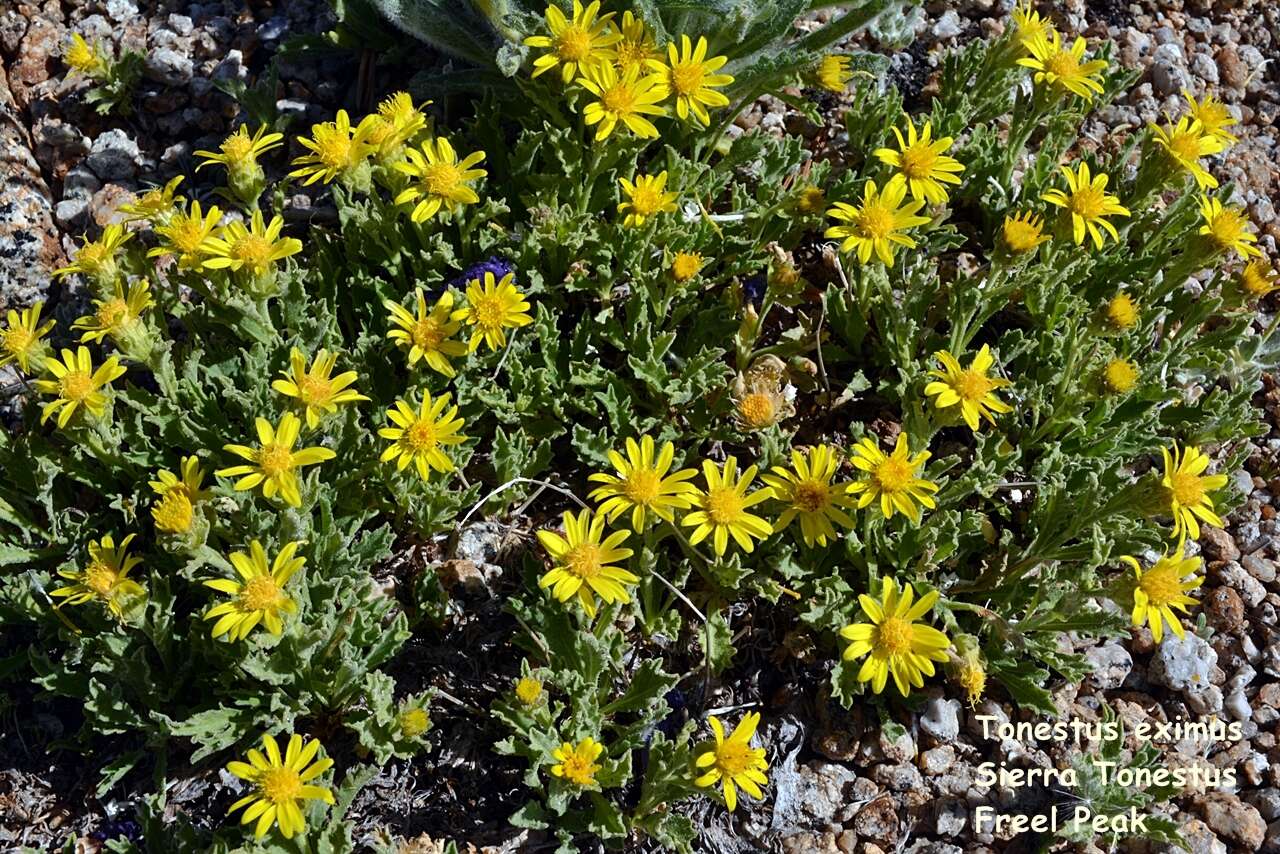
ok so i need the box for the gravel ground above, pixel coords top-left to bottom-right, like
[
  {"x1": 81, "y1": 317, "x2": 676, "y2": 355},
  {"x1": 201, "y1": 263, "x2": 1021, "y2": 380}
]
[{"x1": 2, "y1": 1, "x2": 1280, "y2": 852}]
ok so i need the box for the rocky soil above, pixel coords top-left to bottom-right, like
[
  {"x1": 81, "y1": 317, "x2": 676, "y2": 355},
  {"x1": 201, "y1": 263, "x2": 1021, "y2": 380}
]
[{"x1": 2, "y1": 0, "x2": 1280, "y2": 852}]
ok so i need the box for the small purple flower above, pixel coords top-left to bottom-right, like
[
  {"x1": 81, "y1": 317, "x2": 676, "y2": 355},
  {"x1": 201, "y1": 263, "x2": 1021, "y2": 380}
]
[{"x1": 450, "y1": 256, "x2": 516, "y2": 289}]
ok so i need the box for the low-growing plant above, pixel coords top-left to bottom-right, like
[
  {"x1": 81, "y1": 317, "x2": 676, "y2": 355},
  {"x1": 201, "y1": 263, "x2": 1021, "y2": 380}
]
[{"x1": 62, "y1": 33, "x2": 144, "y2": 115}]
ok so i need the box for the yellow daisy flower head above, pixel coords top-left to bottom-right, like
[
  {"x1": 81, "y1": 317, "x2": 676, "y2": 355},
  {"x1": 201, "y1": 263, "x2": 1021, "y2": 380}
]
[
  {"x1": 271, "y1": 347, "x2": 368, "y2": 429},
  {"x1": 149, "y1": 200, "x2": 223, "y2": 271},
  {"x1": 71, "y1": 278, "x2": 153, "y2": 346},
  {"x1": 839, "y1": 576, "x2": 951, "y2": 695},
  {"x1": 762, "y1": 445, "x2": 856, "y2": 548},
  {"x1": 368, "y1": 91, "x2": 429, "y2": 158},
  {"x1": 524, "y1": 0, "x2": 619, "y2": 83},
  {"x1": 682, "y1": 456, "x2": 774, "y2": 556},
  {"x1": 1197, "y1": 194, "x2": 1261, "y2": 260},
  {"x1": 954, "y1": 646, "x2": 987, "y2": 708},
  {"x1": 1240, "y1": 258, "x2": 1280, "y2": 301},
  {"x1": 202, "y1": 210, "x2": 303, "y2": 284},
  {"x1": 118, "y1": 176, "x2": 186, "y2": 225},
  {"x1": 1102, "y1": 357, "x2": 1139, "y2": 394},
  {"x1": 670, "y1": 251, "x2": 704, "y2": 282},
  {"x1": 647, "y1": 35, "x2": 733, "y2": 127},
  {"x1": 825, "y1": 177, "x2": 931, "y2": 267},
  {"x1": 1105, "y1": 292, "x2": 1139, "y2": 330},
  {"x1": 377, "y1": 391, "x2": 467, "y2": 482},
  {"x1": 618, "y1": 170, "x2": 678, "y2": 229},
  {"x1": 730, "y1": 356, "x2": 795, "y2": 431},
  {"x1": 204, "y1": 540, "x2": 304, "y2": 641},
  {"x1": 813, "y1": 54, "x2": 853, "y2": 93},
  {"x1": 537, "y1": 508, "x2": 636, "y2": 618},
  {"x1": 65, "y1": 33, "x2": 107, "y2": 76},
  {"x1": 149, "y1": 455, "x2": 212, "y2": 535},
  {"x1": 873, "y1": 117, "x2": 965, "y2": 205},
  {"x1": 693, "y1": 712, "x2": 769, "y2": 812},
  {"x1": 0, "y1": 301, "x2": 56, "y2": 374},
  {"x1": 610, "y1": 11, "x2": 659, "y2": 72},
  {"x1": 216, "y1": 412, "x2": 336, "y2": 508},
  {"x1": 1151, "y1": 116, "x2": 1224, "y2": 190},
  {"x1": 1121, "y1": 545, "x2": 1203, "y2": 644},
  {"x1": 1183, "y1": 89, "x2": 1238, "y2": 145},
  {"x1": 1042, "y1": 162, "x2": 1130, "y2": 249},
  {"x1": 1017, "y1": 30, "x2": 1109, "y2": 101},
  {"x1": 1011, "y1": 0, "x2": 1054, "y2": 48},
  {"x1": 34, "y1": 346, "x2": 127, "y2": 428},
  {"x1": 794, "y1": 185, "x2": 827, "y2": 216},
  {"x1": 452, "y1": 271, "x2": 534, "y2": 352},
  {"x1": 515, "y1": 675, "x2": 544, "y2": 706},
  {"x1": 1001, "y1": 211, "x2": 1050, "y2": 254},
  {"x1": 54, "y1": 223, "x2": 133, "y2": 285},
  {"x1": 225, "y1": 733, "x2": 335, "y2": 840},
  {"x1": 50, "y1": 534, "x2": 146, "y2": 620},
  {"x1": 384, "y1": 288, "x2": 467, "y2": 376},
  {"x1": 550, "y1": 736, "x2": 605, "y2": 786},
  {"x1": 577, "y1": 62, "x2": 668, "y2": 142},
  {"x1": 588, "y1": 434, "x2": 699, "y2": 531},
  {"x1": 846, "y1": 433, "x2": 939, "y2": 524},
  {"x1": 1160, "y1": 442, "x2": 1228, "y2": 542},
  {"x1": 924, "y1": 345, "x2": 1013, "y2": 431},
  {"x1": 289, "y1": 110, "x2": 376, "y2": 186},
  {"x1": 195, "y1": 124, "x2": 283, "y2": 181},
  {"x1": 392, "y1": 137, "x2": 487, "y2": 224}
]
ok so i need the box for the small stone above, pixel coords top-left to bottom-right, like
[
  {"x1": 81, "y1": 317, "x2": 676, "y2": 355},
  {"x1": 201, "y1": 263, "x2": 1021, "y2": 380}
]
[
  {"x1": 1150, "y1": 632, "x2": 1218, "y2": 694},
  {"x1": 932, "y1": 10, "x2": 962, "y2": 40},
  {"x1": 1217, "y1": 45, "x2": 1248, "y2": 89},
  {"x1": 145, "y1": 47, "x2": 194, "y2": 87},
  {"x1": 1194, "y1": 793, "x2": 1266, "y2": 849},
  {"x1": 1243, "y1": 553, "x2": 1277, "y2": 584},
  {"x1": 85, "y1": 129, "x2": 141, "y2": 181},
  {"x1": 1151, "y1": 43, "x2": 1190, "y2": 96},
  {"x1": 167, "y1": 14, "x2": 194, "y2": 36},
  {"x1": 935, "y1": 799, "x2": 966, "y2": 837},
  {"x1": 854, "y1": 795, "x2": 899, "y2": 845},
  {"x1": 1225, "y1": 690, "x2": 1252, "y2": 722},
  {"x1": 104, "y1": 0, "x2": 138, "y2": 22},
  {"x1": 1187, "y1": 684, "x2": 1225, "y2": 715},
  {"x1": 1233, "y1": 469, "x2": 1255, "y2": 498},
  {"x1": 919, "y1": 697, "x2": 961, "y2": 742},
  {"x1": 1190, "y1": 52, "x2": 1219, "y2": 86},
  {"x1": 1216, "y1": 562, "x2": 1267, "y2": 608},
  {"x1": 879, "y1": 728, "x2": 916, "y2": 764},
  {"x1": 920, "y1": 745, "x2": 955, "y2": 775},
  {"x1": 1206, "y1": 587, "x2": 1246, "y2": 635},
  {"x1": 1201, "y1": 527, "x2": 1240, "y2": 562},
  {"x1": 1247, "y1": 788, "x2": 1280, "y2": 822},
  {"x1": 54, "y1": 197, "x2": 89, "y2": 230},
  {"x1": 1084, "y1": 642, "x2": 1132, "y2": 690},
  {"x1": 872, "y1": 762, "x2": 922, "y2": 792}
]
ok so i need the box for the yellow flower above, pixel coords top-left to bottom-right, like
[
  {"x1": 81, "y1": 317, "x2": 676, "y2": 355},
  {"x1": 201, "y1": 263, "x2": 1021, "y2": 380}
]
[
  {"x1": 119, "y1": 176, "x2": 185, "y2": 224},
  {"x1": 955, "y1": 648, "x2": 986, "y2": 708},
  {"x1": 671, "y1": 251, "x2": 704, "y2": 282},
  {"x1": 393, "y1": 137, "x2": 487, "y2": 224},
  {"x1": 34, "y1": 346, "x2": 127, "y2": 428},
  {"x1": 54, "y1": 223, "x2": 133, "y2": 284},
  {"x1": 1183, "y1": 89, "x2": 1238, "y2": 145},
  {"x1": 217, "y1": 412, "x2": 336, "y2": 508},
  {"x1": 1121, "y1": 545, "x2": 1203, "y2": 643},
  {"x1": 537, "y1": 509, "x2": 636, "y2": 618},
  {"x1": 202, "y1": 211, "x2": 303, "y2": 278},
  {"x1": 452, "y1": 271, "x2": 533, "y2": 352},
  {"x1": 289, "y1": 110, "x2": 376, "y2": 186},
  {"x1": 384, "y1": 288, "x2": 467, "y2": 376},
  {"x1": 825, "y1": 177, "x2": 930, "y2": 267},
  {"x1": 1151, "y1": 116, "x2": 1224, "y2": 189},
  {"x1": 693, "y1": 713, "x2": 769, "y2": 812},
  {"x1": 1102, "y1": 358, "x2": 1139, "y2": 394},
  {"x1": 682, "y1": 457, "x2": 774, "y2": 556},
  {"x1": 873, "y1": 117, "x2": 965, "y2": 205},
  {"x1": 1017, "y1": 31, "x2": 1108, "y2": 100},
  {"x1": 1198, "y1": 194, "x2": 1261, "y2": 260},
  {"x1": 398, "y1": 706, "x2": 431, "y2": 739},
  {"x1": 610, "y1": 11, "x2": 658, "y2": 72},
  {"x1": 515, "y1": 676, "x2": 544, "y2": 706},
  {"x1": 271, "y1": 348, "x2": 368, "y2": 428},
  {"x1": 577, "y1": 62, "x2": 668, "y2": 141},
  {"x1": 149, "y1": 455, "x2": 212, "y2": 534},
  {"x1": 588, "y1": 435, "x2": 699, "y2": 531},
  {"x1": 762, "y1": 445, "x2": 856, "y2": 548},
  {"x1": 648, "y1": 35, "x2": 733, "y2": 126},
  {"x1": 367, "y1": 91, "x2": 429, "y2": 158},
  {"x1": 377, "y1": 392, "x2": 467, "y2": 482},
  {"x1": 839, "y1": 576, "x2": 951, "y2": 695},
  {"x1": 618, "y1": 171, "x2": 678, "y2": 228},
  {"x1": 924, "y1": 345, "x2": 1013, "y2": 431},
  {"x1": 1001, "y1": 211, "x2": 1050, "y2": 254},
  {"x1": 813, "y1": 54, "x2": 852, "y2": 93},
  {"x1": 731, "y1": 357, "x2": 794, "y2": 430},
  {"x1": 50, "y1": 534, "x2": 146, "y2": 620},
  {"x1": 550, "y1": 737, "x2": 605, "y2": 786},
  {"x1": 149, "y1": 200, "x2": 223, "y2": 271},
  {"x1": 1161, "y1": 442, "x2": 1228, "y2": 542},
  {"x1": 1011, "y1": 0, "x2": 1053, "y2": 47},
  {"x1": 64, "y1": 33, "x2": 107, "y2": 76},
  {"x1": 225, "y1": 733, "x2": 334, "y2": 839},
  {"x1": 1240, "y1": 259, "x2": 1280, "y2": 300},
  {"x1": 1042, "y1": 162, "x2": 1130, "y2": 249},
  {"x1": 204, "y1": 540, "x2": 304, "y2": 640},
  {"x1": 71, "y1": 279, "x2": 153, "y2": 345},
  {"x1": 195, "y1": 124, "x2": 283, "y2": 179},
  {"x1": 0, "y1": 301, "x2": 55, "y2": 373},
  {"x1": 524, "y1": 0, "x2": 619, "y2": 83},
  {"x1": 846, "y1": 434, "x2": 939, "y2": 524},
  {"x1": 1105, "y1": 292, "x2": 1139, "y2": 330}
]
